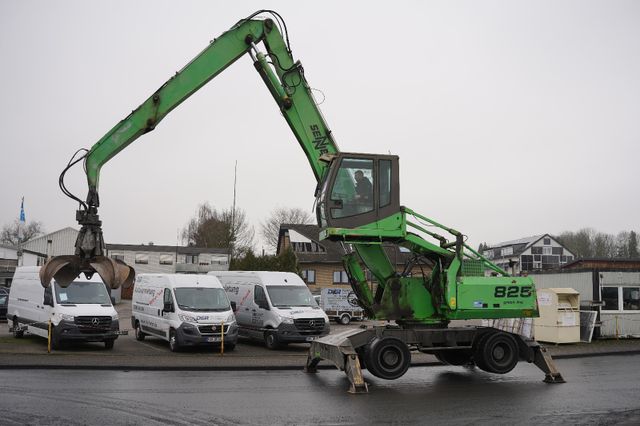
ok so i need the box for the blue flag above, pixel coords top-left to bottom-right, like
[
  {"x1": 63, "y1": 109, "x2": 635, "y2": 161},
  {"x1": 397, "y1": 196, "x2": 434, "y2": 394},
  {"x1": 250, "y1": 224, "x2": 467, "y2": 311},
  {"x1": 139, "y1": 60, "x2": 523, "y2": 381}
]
[{"x1": 19, "y1": 197, "x2": 25, "y2": 223}]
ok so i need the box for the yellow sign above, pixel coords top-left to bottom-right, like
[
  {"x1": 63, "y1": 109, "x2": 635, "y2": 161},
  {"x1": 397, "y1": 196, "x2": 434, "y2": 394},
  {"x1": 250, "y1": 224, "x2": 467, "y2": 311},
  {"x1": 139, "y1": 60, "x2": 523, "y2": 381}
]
[{"x1": 449, "y1": 297, "x2": 457, "y2": 308}]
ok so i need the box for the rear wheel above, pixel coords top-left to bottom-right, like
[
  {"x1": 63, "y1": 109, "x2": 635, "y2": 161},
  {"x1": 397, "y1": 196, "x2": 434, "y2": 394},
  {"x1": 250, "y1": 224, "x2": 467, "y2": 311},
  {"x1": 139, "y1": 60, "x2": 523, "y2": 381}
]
[
  {"x1": 475, "y1": 332, "x2": 519, "y2": 374},
  {"x1": 12, "y1": 318, "x2": 23, "y2": 338},
  {"x1": 339, "y1": 314, "x2": 351, "y2": 325},
  {"x1": 134, "y1": 322, "x2": 146, "y2": 341},
  {"x1": 364, "y1": 337, "x2": 411, "y2": 380}
]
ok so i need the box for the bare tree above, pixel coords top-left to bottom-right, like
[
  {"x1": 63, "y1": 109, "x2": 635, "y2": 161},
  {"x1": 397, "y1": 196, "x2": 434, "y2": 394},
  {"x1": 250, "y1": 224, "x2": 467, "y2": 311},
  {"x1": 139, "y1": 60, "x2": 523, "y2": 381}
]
[
  {"x1": 181, "y1": 202, "x2": 254, "y2": 257},
  {"x1": 1, "y1": 220, "x2": 44, "y2": 245},
  {"x1": 629, "y1": 231, "x2": 639, "y2": 258},
  {"x1": 260, "y1": 207, "x2": 314, "y2": 252}
]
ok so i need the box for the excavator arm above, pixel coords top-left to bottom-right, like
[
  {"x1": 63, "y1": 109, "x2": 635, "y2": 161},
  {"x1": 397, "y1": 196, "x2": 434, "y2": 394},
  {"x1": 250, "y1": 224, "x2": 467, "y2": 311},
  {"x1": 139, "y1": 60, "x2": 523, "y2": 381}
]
[
  {"x1": 43, "y1": 11, "x2": 338, "y2": 289},
  {"x1": 43, "y1": 11, "x2": 536, "y2": 331}
]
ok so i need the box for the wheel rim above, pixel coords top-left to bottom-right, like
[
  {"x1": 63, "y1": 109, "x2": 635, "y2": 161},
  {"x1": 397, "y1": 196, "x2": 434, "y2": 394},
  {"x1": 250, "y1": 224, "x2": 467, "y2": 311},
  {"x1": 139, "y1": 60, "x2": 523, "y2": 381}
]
[{"x1": 379, "y1": 347, "x2": 402, "y2": 371}]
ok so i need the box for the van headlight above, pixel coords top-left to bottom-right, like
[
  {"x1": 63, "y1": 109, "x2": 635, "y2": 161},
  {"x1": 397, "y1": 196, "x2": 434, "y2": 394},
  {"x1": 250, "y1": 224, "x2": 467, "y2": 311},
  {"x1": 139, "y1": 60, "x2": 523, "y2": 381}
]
[
  {"x1": 60, "y1": 314, "x2": 75, "y2": 322},
  {"x1": 279, "y1": 315, "x2": 294, "y2": 324},
  {"x1": 225, "y1": 313, "x2": 235, "y2": 323},
  {"x1": 178, "y1": 314, "x2": 197, "y2": 323}
]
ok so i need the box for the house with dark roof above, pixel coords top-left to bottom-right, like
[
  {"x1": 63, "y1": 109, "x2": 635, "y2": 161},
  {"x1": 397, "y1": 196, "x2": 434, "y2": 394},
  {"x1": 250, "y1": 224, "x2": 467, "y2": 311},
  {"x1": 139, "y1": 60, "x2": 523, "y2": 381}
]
[
  {"x1": 277, "y1": 224, "x2": 424, "y2": 293},
  {"x1": 482, "y1": 234, "x2": 575, "y2": 275}
]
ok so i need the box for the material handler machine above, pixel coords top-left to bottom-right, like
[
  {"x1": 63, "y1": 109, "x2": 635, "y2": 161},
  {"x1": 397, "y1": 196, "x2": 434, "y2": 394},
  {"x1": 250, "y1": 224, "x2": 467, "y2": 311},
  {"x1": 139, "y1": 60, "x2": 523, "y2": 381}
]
[{"x1": 42, "y1": 11, "x2": 564, "y2": 392}]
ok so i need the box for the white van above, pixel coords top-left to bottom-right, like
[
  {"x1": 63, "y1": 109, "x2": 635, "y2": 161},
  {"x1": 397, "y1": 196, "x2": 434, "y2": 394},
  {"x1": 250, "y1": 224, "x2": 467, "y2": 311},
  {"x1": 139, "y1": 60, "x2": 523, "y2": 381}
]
[
  {"x1": 209, "y1": 271, "x2": 330, "y2": 349},
  {"x1": 7, "y1": 266, "x2": 120, "y2": 349},
  {"x1": 131, "y1": 274, "x2": 238, "y2": 351}
]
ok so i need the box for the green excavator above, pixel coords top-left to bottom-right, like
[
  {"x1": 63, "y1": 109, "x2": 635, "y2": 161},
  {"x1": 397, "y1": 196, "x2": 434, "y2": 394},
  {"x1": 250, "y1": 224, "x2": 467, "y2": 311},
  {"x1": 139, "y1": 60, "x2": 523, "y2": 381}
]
[{"x1": 42, "y1": 10, "x2": 564, "y2": 392}]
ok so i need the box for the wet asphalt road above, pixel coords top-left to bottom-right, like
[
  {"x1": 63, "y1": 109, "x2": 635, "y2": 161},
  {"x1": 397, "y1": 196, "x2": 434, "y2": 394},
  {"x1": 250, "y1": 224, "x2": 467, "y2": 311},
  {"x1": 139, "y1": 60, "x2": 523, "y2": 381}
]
[{"x1": 1, "y1": 355, "x2": 639, "y2": 425}]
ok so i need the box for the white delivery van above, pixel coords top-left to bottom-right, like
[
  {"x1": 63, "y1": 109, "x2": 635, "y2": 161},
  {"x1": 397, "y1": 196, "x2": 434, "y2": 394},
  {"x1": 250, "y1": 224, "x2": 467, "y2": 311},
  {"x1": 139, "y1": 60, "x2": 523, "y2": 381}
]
[
  {"x1": 320, "y1": 287, "x2": 365, "y2": 325},
  {"x1": 209, "y1": 271, "x2": 330, "y2": 349},
  {"x1": 131, "y1": 274, "x2": 238, "y2": 352},
  {"x1": 7, "y1": 266, "x2": 120, "y2": 349}
]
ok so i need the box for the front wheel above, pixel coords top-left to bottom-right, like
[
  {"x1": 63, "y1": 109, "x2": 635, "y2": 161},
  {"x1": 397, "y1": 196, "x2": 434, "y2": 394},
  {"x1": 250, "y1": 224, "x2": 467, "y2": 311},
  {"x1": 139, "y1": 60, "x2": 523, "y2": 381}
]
[
  {"x1": 364, "y1": 337, "x2": 411, "y2": 380},
  {"x1": 104, "y1": 339, "x2": 115, "y2": 350},
  {"x1": 169, "y1": 329, "x2": 180, "y2": 352},
  {"x1": 264, "y1": 331, "x2": 280, "y2": 350}
]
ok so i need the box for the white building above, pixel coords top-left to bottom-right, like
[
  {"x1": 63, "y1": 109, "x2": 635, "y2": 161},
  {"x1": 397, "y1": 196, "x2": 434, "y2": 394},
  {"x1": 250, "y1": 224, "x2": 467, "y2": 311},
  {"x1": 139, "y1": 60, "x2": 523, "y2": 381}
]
[{"x1": 483, "y1": 234, "x2": 575, "y2": 276}]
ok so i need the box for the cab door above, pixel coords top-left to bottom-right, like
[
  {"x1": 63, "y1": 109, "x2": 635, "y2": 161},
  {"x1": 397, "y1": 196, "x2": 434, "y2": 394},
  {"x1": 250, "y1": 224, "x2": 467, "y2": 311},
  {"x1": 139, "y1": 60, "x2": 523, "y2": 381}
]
[{"x1": 160, "y1": 287, "x2": 175, "y2": 339}]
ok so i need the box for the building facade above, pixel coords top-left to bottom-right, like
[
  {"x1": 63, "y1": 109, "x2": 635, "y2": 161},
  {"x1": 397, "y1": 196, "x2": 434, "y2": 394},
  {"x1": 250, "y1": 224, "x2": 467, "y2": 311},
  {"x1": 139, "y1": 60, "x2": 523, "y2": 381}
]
[
  {"x1": 530, "y1": 259, "x2": 640, "y2": 338},
  {"x1": 483, "y1": 234, "x2": 575, "y2": 276}
]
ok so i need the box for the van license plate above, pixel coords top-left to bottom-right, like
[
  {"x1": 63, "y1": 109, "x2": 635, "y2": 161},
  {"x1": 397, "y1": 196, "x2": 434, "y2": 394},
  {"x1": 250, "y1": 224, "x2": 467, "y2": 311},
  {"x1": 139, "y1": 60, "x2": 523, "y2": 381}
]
[
  {"x1": 306, "y1": 336, "x2": 317, "y2": 342},
  {"x1": 206, "y1": 337, "x2": 221, "y2": 342}
]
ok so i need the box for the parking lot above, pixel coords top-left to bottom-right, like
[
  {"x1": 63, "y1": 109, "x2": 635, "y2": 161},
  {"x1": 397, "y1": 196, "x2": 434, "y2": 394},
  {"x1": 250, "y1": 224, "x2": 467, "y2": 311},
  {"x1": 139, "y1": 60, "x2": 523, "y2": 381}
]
[{"x1": 0, "y1": 301, "x2": 420, "y2": 369}]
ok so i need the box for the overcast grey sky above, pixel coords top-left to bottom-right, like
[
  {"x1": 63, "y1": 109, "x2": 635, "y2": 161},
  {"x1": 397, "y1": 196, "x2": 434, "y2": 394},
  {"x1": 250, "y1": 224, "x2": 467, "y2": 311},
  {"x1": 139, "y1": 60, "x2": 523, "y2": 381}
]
[{"x1": 1, "y1": 1, "x2": 638, "y2": 251}]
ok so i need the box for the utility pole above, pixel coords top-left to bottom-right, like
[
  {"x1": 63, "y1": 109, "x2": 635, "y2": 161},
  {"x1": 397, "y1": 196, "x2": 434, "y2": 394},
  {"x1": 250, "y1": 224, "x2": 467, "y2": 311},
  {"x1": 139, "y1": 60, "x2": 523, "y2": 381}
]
[{"x1": 229, "y1": 160, "x2": 237, "y2": 265}]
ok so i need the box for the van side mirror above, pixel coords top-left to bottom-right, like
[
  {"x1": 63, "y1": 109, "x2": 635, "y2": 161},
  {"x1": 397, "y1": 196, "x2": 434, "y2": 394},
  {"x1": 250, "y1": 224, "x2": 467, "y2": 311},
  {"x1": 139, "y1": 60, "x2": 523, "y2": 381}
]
[
  {"x1": 230, "y1": 301, "x2": 237, "y2": 312},
  {"x1": 163, "y1": 301, "x2": 174, "y2": 313},
  {"x1": 43, "y1": 291, "x2": 54, "y2": 307},
  {"x1": 257, "y1": 300, "x2": 270, "y2": 310},
  {"x1": 110, "y1": 296, "x2": 116, "y2": 305}
]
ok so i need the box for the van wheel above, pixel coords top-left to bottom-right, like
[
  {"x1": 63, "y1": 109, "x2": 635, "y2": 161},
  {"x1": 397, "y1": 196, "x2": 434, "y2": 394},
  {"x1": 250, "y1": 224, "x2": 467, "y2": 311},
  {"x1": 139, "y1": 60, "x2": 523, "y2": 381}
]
[
  {"x1": 12, "y1": 318, "x2": 24, "y2": 338},
  {"x1": 104, "y1": 339, "x2": 115, "y2": 350},
  {"x1": 50, "y1": 327, "x2": 62, "y2": 350},
  {"x1": 134, "y1": 322, "x2": 146, "y2": 341},
  {"x1": 224, "y1": 344, "x2": 236, "y2": 352},
  {"x1": 339, "y1": 314, "x2": 351, "y2": 325},
  {"x1": 264, "y1": 331, "x2": 280, "y2": 350},
  {"x1": 169, "y1": 329, "x2": 180, "y2": 352}
]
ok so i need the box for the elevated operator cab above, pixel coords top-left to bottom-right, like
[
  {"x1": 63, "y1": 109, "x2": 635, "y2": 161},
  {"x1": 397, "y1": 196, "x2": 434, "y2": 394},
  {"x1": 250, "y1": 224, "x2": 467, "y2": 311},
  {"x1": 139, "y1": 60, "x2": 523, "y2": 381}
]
[{"x1": 317, "y1": 153, "x2": 400, "y2": 232}]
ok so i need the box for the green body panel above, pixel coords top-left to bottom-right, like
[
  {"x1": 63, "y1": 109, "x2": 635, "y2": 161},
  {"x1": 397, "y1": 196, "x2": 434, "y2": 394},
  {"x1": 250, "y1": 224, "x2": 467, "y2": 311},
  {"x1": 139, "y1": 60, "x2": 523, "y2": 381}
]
[{"x1": 451, "y1": 276, "x2": 538, "y2": 319}]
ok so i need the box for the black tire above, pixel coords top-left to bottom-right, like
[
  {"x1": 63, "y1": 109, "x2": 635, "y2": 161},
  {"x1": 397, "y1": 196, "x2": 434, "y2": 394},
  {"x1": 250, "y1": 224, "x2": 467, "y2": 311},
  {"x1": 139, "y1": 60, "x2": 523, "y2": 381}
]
[
  {"x1": 364, "y1": 337, "x2": 411, "y2": 380},
  {"x1": 169, "y1": 329, "x2": 180, "y2": 352},
  {"x1": 224, "y1": 343, "x2": 236, "y2": 352},
  {"x1": 339, "y1": 314, "x2": 351, "y2": 325},
  {"x1": 472, "y1": 332, "x2": 492, "y2": 371},
  {"x1": 264, "y1": 331, "x2": 280, "y2": 350},
  {"x1": 104, "y1": 339, "x2": 115, "y2": 350},
  {"x1": 476, "y1": 332, "x2": 519, "y2": 374},
  {"x1": 134, "y1": 322, "x2": 146, "y2": 341},
  {"x1": 436, "y1": 350, "x2": 473, "y2": 366},
  {"x1": 12, "y1": 318, "x2": 23, "y2": 338},
  {"x1": 50, "y1": 326, "x2": 62, "y2": 350}
]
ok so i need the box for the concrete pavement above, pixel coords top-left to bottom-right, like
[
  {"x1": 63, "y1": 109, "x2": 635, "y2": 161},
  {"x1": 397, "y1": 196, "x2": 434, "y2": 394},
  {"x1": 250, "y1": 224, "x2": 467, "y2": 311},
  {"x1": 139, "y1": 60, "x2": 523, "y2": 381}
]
[{"x1": 1, "y1": 302, "x2": 639, "y2": 370}]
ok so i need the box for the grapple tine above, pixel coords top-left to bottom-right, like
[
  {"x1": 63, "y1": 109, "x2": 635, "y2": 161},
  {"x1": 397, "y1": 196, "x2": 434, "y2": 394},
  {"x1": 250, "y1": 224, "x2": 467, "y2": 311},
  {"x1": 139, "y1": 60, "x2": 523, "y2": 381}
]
[
  {"x1": 113, "y1": 258, "x2": 136, "y2": 289},
  {"x1": 39, "y1": 256, "x2": 82, "y2": 288},
  {"x1": 90, "y1": 257, "x2": 117, "y2": 289}
]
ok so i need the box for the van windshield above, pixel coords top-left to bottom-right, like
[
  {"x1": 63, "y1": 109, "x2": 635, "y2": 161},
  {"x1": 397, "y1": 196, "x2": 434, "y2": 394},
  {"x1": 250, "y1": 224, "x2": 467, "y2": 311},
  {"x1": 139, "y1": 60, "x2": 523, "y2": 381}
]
[
  {"x1": 54, "y1": 281, "x2": 111, "y2": 305},
  {"x1": 266, "y1": 285, "x2": 316, "y2": 308},
  {"x1": 174, "y1": 288, "x2": 230, "y2": 312}
]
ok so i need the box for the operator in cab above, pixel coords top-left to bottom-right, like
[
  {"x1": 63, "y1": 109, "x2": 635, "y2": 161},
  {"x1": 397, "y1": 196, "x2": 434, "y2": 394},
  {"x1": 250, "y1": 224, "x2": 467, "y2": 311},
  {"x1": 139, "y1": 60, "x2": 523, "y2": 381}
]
[{"x1": 354, "y1": 170, "x2": 372, "y2": 202}]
